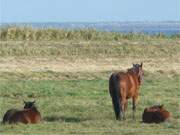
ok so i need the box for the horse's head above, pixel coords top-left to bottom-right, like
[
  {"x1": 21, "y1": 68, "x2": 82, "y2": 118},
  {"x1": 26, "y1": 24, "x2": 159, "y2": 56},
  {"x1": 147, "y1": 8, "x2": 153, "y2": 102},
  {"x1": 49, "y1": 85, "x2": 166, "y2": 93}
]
[
  {"x1": 132, "y1": 63, "x2": 144, "y2": 84},
  {"x1": 23, "y1": 101, "x2": 36, "y2": 109}
]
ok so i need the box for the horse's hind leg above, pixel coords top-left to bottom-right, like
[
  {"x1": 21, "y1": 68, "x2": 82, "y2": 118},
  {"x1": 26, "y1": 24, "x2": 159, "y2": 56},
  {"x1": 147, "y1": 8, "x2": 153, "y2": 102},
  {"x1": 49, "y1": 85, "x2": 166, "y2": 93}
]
[
  {"x1": 124, "y1": 101, "x2": 128, "y2": 111},
  {"x1": 132, "y1": 97, "x2": 137, "y2": 120}
]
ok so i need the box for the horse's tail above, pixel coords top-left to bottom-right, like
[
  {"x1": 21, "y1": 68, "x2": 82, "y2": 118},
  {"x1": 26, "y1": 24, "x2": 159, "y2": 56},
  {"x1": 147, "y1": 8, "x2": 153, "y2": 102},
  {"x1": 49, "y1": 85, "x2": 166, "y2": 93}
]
[{"x1": 109, "y1": 73, "x2": 121, "y2": 120}]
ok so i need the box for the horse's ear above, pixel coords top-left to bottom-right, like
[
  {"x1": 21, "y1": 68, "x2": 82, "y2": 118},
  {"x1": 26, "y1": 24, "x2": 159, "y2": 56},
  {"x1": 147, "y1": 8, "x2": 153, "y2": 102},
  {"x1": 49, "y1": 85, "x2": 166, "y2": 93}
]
[
  {"x1": 32, "y1": 100, "x2": 36, "y2": 104},
  {"x1": 132, "y1": 63, "x2": 135, "y2": 67},
  {"x1": 140, "y1": 62, "x2": 143, "y2": 67},
  {"x1": 160, "y1": 104, "x2": 164, "y2": 108},
  {"x1": 23, "y1": 100, "x2": 26, "y2": 104}
]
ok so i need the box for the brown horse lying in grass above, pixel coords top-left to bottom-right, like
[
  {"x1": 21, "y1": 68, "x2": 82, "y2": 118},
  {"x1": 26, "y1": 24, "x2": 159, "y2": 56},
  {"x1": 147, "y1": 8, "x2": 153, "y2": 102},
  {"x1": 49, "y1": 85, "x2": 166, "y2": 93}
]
[
  {"x1": 2, "y1": 101, "x2": 41, "y2": 124},
  {"x1": 109, "y1": 63, "x2": 144, "y2": 120},
  {"x1": 142, "y1": 105, "x2": 171, "y2": 123}
]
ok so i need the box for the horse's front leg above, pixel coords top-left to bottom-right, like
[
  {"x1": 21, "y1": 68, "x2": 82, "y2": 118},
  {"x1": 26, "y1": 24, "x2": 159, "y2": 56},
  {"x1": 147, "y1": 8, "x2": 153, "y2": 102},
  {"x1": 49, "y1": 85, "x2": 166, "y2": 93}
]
[{"x1": 132, "y1": 97, "x2": 137, "y2": 120}]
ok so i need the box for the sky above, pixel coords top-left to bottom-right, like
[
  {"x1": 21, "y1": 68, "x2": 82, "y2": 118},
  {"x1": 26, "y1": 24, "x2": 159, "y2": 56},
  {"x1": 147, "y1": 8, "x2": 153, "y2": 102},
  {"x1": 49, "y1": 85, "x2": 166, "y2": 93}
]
[{"x1": 0, "y1": 0, "x2": 180, "y2": 23}]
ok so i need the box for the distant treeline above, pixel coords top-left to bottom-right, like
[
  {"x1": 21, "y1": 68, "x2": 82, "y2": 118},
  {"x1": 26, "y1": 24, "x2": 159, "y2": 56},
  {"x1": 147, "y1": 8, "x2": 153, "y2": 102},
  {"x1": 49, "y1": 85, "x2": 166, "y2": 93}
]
[{"x1": 0, "y1": 26, "x2": 180, "y2": 41}]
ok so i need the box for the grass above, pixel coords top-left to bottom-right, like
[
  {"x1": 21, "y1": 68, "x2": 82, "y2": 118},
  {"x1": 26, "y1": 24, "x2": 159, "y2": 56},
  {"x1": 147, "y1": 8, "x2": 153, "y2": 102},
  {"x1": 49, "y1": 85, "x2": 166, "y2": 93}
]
[
  {"x1": 1, "y1": 27, "x2": 180, "y2": 41},
  {"x1": 0, "y1": 27, "x2": 179, "y2": 60},
  {"x1": 0, "y1": 40, "x2": 179, "y2": 74},
  {"x1": 0, "y1": 40, "x2": 179, "y2": 58},
  {"x1": 0, "y1": 27, "x2": 180, "y2": 134},
  {"x1": 0, "y1": 73, "x2": 179, "y2": 135}
]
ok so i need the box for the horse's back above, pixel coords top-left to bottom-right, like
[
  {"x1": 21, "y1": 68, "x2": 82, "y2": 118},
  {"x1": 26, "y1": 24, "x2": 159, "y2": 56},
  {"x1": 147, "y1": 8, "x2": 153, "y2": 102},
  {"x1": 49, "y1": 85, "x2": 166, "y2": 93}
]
[
  {"x1": 110, "y1": 72, "x2": 129, "y2": 84},
  {"x1": 2, "y1": 109, "x2": 18, "y2": 124},
  {"x1": 116, "y1": 72, "x2": 137, "y2": 96},
  {"x1": 116, "y1": 72, "x2": 133, "y2": 85},
  {"x1": 2, "y1": 109, "x2": 39, "y2": 124}
]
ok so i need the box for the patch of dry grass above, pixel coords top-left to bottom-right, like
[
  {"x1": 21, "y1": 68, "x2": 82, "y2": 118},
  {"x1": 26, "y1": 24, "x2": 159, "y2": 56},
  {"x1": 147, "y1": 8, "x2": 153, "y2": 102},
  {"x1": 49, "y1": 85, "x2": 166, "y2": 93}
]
[{"x1": 0, "y1": 57, "x2": 179, "y2": 74}]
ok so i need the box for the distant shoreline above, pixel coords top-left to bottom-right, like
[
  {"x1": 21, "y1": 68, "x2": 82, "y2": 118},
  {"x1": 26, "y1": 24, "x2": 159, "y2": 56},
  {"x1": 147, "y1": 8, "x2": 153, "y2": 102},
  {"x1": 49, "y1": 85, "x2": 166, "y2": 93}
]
[{"x1": 1, "y1": 21, "x2": 180, "y2": 35}]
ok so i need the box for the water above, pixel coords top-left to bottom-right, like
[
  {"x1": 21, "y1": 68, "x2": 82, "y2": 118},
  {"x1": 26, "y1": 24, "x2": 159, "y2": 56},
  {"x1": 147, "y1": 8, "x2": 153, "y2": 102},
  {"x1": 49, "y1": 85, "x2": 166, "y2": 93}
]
[{"x1": 1, "y1": 22, "x2": 180, "y2": 35}]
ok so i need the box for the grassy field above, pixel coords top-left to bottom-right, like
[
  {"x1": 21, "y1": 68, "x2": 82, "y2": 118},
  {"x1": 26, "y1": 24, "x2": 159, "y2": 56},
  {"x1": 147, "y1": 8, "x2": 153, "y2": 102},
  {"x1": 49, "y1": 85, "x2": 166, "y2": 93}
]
[
  {"x1": 0, "y1": 28, "x2": 180, "y2": 135},
  {"x1": 0, "y1": 73, "x2": 179, "y2": 135}
]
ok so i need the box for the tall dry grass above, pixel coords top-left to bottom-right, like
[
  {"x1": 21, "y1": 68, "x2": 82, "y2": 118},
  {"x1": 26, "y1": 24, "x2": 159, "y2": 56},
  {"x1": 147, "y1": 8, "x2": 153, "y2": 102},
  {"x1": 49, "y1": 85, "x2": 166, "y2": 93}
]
[{"x1": 1, "y1": 26, "x2": 180, "y2": 41}]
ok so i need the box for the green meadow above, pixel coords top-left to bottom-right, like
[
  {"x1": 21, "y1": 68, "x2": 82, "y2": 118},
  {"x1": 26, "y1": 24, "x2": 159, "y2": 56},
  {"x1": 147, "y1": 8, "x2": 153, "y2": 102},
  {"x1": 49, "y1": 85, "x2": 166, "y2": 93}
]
[{"x1": 0, "y1": 27, "x2": 180, "y2": 135}]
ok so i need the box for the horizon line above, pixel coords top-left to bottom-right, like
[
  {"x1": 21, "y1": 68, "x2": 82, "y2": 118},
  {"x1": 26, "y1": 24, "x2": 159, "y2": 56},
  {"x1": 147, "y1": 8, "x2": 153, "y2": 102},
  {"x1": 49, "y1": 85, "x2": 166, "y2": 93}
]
[{"x1": 1, "y1": 20, "x2": 180, "y2": 24}]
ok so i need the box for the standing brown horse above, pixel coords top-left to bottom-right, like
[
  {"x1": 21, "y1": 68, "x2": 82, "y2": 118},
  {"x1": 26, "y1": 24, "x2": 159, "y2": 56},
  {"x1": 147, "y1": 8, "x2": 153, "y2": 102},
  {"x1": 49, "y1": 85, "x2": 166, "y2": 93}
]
[
  {"x1": 109, "y1": 63, "x2": 144, "y2": 120},
  {"x1": 2, "y1": 101, "x2": 41, "y2": 124}
]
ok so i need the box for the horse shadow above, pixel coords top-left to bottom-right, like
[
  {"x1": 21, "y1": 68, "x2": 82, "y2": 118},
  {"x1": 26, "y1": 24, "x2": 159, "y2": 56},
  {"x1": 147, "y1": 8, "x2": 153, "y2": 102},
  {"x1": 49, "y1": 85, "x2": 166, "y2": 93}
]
[{"x1": 43, "y1": 115, "x2": 88, "y2": 123}]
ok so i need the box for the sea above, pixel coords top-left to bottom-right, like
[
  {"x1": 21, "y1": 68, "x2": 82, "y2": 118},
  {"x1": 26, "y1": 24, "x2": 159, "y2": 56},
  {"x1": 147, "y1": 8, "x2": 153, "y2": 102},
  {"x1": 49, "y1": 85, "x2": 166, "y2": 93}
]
[{"x1": 1, "y1": 21, "x2": 180, "y2": 35}]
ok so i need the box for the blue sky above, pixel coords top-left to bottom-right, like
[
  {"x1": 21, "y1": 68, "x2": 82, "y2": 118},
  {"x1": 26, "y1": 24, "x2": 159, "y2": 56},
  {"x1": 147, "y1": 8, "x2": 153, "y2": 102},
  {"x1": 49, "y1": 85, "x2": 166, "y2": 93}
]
[{"x1": 0, "y1": 0, "x2": 179, "y2": 23}]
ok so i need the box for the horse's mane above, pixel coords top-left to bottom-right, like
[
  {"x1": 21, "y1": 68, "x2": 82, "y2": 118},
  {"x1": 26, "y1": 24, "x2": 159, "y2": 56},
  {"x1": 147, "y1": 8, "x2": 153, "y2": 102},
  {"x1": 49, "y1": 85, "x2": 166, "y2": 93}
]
[{"x1": 127, "y1": 67, "x2": 137, "y2": 74}]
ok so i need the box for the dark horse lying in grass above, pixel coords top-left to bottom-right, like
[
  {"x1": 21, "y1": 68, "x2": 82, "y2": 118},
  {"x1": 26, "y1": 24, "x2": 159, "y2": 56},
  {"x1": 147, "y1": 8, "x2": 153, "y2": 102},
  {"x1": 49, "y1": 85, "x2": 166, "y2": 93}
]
[
  {"x1": 2, "y1": 101, "x2": 41, "y2": 124},
  {"x1": 142, "y1": 105, "x2": 171, "y2": 123},
  {"x1": 109, "y1": 63, "x2": 144, "y2": 120}
]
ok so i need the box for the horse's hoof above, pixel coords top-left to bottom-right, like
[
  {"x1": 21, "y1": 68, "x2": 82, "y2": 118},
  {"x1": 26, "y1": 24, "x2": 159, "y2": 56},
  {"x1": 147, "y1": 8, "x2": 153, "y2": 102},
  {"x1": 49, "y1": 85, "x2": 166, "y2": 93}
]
[
  {"x1": 118, "y1": 117, "x2": 123, "y2": 121},
  {"x1": 133, "y1": 118, "x2": 136, "y2": 121}
]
